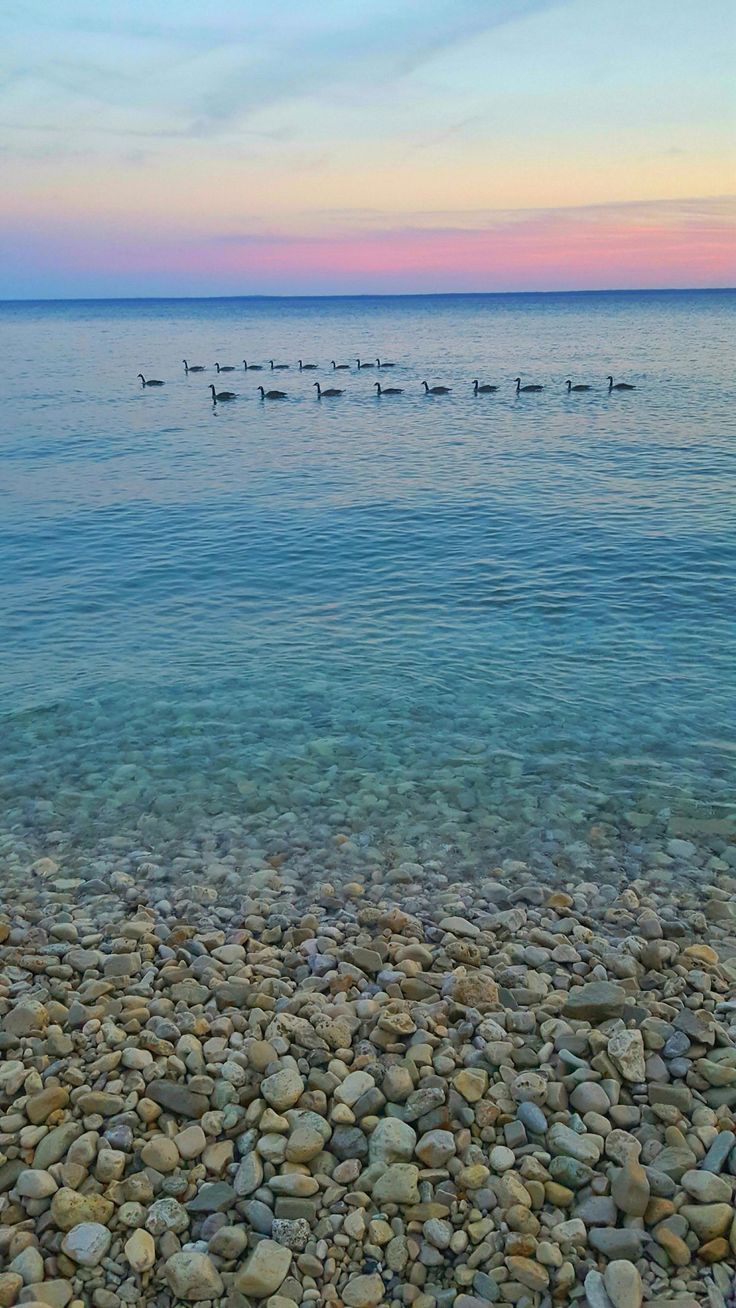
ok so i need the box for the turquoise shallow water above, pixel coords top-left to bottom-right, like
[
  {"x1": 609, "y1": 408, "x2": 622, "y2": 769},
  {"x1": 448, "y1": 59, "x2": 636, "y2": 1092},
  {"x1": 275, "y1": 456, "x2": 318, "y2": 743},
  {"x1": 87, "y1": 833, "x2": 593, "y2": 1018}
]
[{"x1": 1, "y1": 291, "x2": 735, "y2": 879}]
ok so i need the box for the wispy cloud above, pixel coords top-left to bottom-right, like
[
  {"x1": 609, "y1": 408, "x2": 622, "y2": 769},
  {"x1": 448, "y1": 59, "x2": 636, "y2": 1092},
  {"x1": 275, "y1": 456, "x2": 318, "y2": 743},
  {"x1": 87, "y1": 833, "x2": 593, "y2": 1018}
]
[
  {"x1": 1, "y1": 0, "x2": 565, "y2": 149},
  {"x1": 210, "y1": 194, "x2": 736, "y2": 240}
]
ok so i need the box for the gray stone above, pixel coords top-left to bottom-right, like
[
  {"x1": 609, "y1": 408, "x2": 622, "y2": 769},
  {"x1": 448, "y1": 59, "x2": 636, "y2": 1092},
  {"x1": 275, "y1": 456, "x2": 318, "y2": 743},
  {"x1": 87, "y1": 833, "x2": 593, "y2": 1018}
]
[
  {"x1": 61, "y1": 1222, "x2": 112, "y2": 1267},
  {"x1": 331, "y1": 1126, "x2": 368, "y2": 1161},
  {"x1": 603, "y1": 1259, "x2": 643, "y2": 1308},
  {"x1": 653, "y1": 1146, "x2": 697, "y2": 1181},
  {"x1": 472, "y1": 1272, "x2": 501, "y2": 1302},
  {"x1": 241, "y1": 1200, "x2": 274, "y2": 1234},
  {"x1": 15, "y1": 1168, "x2": 58, "y2": 1199},
  {"x1": 575, "y1": 1195, "x2": 617, "y2": 1225},
  {"x1": 32, "y1": 1124, "x2": 83, "y2": 1170},
  {"x1": 584, "y1": 1269, "x2": 614, "y2": 1308},
  {"x1": 701, "y1": 1132, "x2": 736, "y2": 1174},
  {"x1": 548, "y1": 1122, "x2": 602, "y2": 1165},
  {"x1": 424, "y1": 1218, "x2": 453, "y2": 1249},
  {"x1": 549, "y1": 1155, "x2": 595, "y2": 1189},
  {"x1": 9, "y1": 1246, "x2": 45, "y2": 1282},
  {"x1": 611, "y1": 1157, "x2": 650, "y2": 1216},
  {"x1": 145, "y1": 1196, "x2": 189, "y2": 1235},
  {"x1": 165, "y1": 1250, "x2": 224, "y2": 1301},
  {"x1": 607, "y1": 1029, "x2": 646, "y2": 1082},
  {"x1": 562, "y1": 981, "x2": 626, "y2": 1023},
  {"x1": 271, "y1": 1218, "x2": 310, "y2": 1251},
  {"x1": 589, "y1": 1228, "x2": 645, "y2": 1260},
  {"x1": 516, "y1": 1102, "x2": 547, "y2": 1134},
  {"x1": 403, "y1": 1087, "x2": 446, "y2": 1122},
  {"x1": 570, "y1": 1082, "x2": 610, "y2": 1115},
  {"x1": 234, "y1": 1151, "x2": 264, "y2": 1196},
  {"x1": 368, "y1": 1117, "x2": 416, "y2": 1164},
  {"x1": 147, "y1": 1079, "x2": 209, "y2": 1119},
  {"x1": 663, "y1": 1030, "x2": 691, "y2": 1058},
  {"x1": 207, "y1": 1224, "x2": 249, "y2": 1259},
  {"x1": 187, "y1": 1181, "x2": 236, "y2": 1212},
  {"x1": 261, "y1": 1068, "x2": 304, "y2": 1112},
  {"x1": 680, "y1": 1168, "x2": 732, "y2": 1204}
]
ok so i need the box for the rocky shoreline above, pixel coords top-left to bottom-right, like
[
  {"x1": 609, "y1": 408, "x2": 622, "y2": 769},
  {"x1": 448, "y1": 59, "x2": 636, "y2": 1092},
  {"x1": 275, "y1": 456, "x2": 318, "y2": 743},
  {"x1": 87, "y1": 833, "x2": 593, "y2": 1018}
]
[{"x1": 1, "y1": 848, "x2": 735, "y2": 1307}]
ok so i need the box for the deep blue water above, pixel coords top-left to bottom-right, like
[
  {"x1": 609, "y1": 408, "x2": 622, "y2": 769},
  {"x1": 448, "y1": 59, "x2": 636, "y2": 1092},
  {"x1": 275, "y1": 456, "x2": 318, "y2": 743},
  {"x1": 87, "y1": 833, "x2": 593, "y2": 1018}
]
[{"x1": 1, "y1": 291, "x2": 734, "y2": 877}]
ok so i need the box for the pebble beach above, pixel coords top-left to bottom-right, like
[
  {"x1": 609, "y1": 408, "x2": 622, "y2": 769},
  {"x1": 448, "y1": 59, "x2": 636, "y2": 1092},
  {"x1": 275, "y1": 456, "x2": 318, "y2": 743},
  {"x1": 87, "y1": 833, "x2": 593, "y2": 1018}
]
[{"x1": 1, "y1": 828, "x2": 735, "y2": 1308}]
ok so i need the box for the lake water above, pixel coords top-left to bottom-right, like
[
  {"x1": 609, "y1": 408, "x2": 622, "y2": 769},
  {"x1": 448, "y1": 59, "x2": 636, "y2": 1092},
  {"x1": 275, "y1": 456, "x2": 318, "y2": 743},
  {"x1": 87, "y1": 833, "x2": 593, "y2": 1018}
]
[{"x1": 1, "y1": 291, "x2": 734, "y2": 887}]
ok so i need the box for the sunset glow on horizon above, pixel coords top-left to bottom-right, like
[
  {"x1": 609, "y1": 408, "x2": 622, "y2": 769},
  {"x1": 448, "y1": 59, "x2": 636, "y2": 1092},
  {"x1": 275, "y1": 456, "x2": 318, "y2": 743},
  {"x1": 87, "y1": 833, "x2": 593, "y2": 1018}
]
[{"x1": 2, "y1": 0, "x2": 735, "y2": 297}]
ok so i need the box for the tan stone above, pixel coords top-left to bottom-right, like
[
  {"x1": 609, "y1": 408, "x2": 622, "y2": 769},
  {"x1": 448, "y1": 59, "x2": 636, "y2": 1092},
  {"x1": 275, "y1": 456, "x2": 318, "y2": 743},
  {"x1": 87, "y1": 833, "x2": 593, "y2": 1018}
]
[
  {"x1": 25, "y1": 1087, "x2": 69, "y2": 1125},
  {"x1": 453, "y1": 1069, "x2": 488, "y2": 1103},
  {"x1": 50, "y1": 1189, "x2": 114, "y2": 1231},
  {"x1": 451, "y1": 973, "x2": 499, "y2": 1011}
]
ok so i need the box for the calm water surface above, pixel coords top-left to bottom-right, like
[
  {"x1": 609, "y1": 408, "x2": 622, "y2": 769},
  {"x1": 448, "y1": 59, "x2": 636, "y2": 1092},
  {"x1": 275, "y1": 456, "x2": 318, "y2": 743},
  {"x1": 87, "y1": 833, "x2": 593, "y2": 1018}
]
[{"x1": 1, "y1": 292, "x2": 734, "y2": 880}]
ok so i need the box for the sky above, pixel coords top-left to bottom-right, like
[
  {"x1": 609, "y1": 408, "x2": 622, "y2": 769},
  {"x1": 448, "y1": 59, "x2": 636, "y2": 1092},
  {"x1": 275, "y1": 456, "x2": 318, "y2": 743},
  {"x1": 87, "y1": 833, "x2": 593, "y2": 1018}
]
[{"x1": 1, "y1": 0, "x2": 735, "y2": 297}]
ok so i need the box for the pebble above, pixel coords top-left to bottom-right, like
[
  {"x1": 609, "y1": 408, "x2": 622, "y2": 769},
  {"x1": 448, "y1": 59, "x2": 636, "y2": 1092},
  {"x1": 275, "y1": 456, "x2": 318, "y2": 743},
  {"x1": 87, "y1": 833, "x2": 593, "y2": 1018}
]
[
  {"x1": 603, "y1": 1258, "x2": 643, "y2": 1308},
  {"x1": 61, "y1": 1221, "x2": 112, "y2": 1267},
  {"x1": 415, "y1": 1129, "x2": 456, "y2": 1166},
  {"x1": 164, "y1": 1250, "x2": 224, "y2": 1301},
  {"x1": 516, "y1": 1101, "x2": 547, "y2": 1134},
  {"x1": 368, "y1": 1117, "x2": 416, "y2": 1163},
  {"x1": 701, "y1": 1131, "x2": 735, "y2": 1173},
  {"x1": 680, "y1": 1203, "x2": 733, "y2": 1240},
  {"x1": 234, "y1": 1240, "x2": 293, "y2": 1297},
  {"x1": 15, "y1": 1168, "x2": 58, "y2": 1199},
  {"x1": 563, "y1": 980, "x2": 626, "y2": 1022},
  {"x1": 372, "y1": 1163, "x2": 420, "y2": 1205},
  {"x1": 611, "y1": 1156, "x2": 650, "y2": 1216},
  {"x1": 342, "y1": 1273, "x2": 386, "y2": 1307},
  {"x1": 261, "y1": 1067, "x2": 304, "y2": 1111},
  {"x1": 124, "y1": 1229, "x2": 156, "y2": 1272},
  {"x1": 680, "y1": 1169, "x2": 732, "y2": 1204},
  {"x1": 607, "y1": 1028, "x2": 647, "y2": 1082}
]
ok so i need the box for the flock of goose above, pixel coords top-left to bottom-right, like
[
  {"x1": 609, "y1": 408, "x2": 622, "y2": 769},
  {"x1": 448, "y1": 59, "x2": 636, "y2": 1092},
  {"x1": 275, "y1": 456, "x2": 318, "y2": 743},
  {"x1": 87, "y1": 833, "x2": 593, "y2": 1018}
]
[{"x1": 136, "y1": 359, "x2": 636, "y2": 404}]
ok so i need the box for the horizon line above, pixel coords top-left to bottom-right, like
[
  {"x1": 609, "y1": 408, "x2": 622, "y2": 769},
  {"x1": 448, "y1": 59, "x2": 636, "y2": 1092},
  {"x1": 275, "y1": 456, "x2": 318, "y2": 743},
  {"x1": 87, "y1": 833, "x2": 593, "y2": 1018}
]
[{"x1": 2, "y1": 285, "x2": 735, "y2": 305}]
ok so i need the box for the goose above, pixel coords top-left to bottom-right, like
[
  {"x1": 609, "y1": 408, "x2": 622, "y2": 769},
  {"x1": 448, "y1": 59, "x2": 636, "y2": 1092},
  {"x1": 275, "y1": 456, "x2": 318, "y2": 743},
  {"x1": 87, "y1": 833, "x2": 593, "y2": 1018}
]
[
  {"x1": 376, "y1": 358, "x2": 395, "y2": 368},
  {"x1": 299, "y1": 360, "x2": 318, "y2": 371},
  {"x1": 215, "y1": 362, "x2": 236, "y2": 373},
  {"x1": 473, "y1": 380, "x2": 498, "y2": 394},
  {"x1": 183, "y1": 360, "x2": 205, "y2": 373},
  {"x1": 270, "y1": 360, "x2": 290, "y2": 370},
  {"x1": 356, "y1": 359, "x2": 375, "y2": 369},
  {"x1": 514, "y1": 377, "x2": 543, "y2": 392},
  {"x1": 331, "y1": 361, "x2": 350, "y2": 370},
  {"x1": 209, "y1": 385, "x2": 236, "y2": 403},
  {"x1": 374, "y1": 382, "x2": 403, "y2": 396},
  {"x1": 243, "y1": 360, "x2": 263, "y2": 371},
  {"x1": 314, "y1": 382, "x2": 343, "y2": 397},
  {"x1": 258, "y1": 386, "x2": 287, "y2": 399},
  {"x1": 607, "y1": 375, "x2": 635, "y2": 391},
  {"x1": 138, "y1": 374, "x2": 164, "y2": 387},
  {"x1": 423, "y1": 381, "x2": 451, "y2": 394},
  {"x1": 565, "y1": 380, "x2": 591, "y2": 392}
]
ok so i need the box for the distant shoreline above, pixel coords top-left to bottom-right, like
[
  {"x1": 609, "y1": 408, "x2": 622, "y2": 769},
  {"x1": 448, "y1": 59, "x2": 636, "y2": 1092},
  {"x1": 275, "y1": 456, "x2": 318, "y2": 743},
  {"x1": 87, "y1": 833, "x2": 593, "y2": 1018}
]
[{"x1": 1, "y1": 287, "x2": 734, "y2": 306}]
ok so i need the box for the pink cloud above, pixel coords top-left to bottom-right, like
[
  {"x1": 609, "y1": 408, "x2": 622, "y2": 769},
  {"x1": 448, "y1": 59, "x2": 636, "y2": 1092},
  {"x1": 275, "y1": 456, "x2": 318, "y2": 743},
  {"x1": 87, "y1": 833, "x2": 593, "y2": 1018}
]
[{"x1": 2, "y1": 197, "x2": 734, "y2": 295}]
